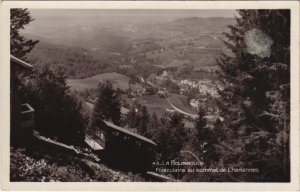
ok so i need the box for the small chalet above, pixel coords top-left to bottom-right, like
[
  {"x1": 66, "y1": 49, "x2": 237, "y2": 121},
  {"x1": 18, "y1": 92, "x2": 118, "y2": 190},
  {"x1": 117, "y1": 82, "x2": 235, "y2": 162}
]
[{"x1": 11, "y1": 55, "x2": 35, "y2": 145}]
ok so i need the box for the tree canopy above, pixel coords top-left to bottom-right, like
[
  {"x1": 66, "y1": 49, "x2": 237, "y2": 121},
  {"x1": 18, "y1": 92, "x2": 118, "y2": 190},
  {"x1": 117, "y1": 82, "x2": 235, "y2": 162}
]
[
  {"x1": 217, "y1": 10, "x2": 290, "y2": 181},
  {"x1": 153, "y1": 113, "x2": 186, "y2": 162},
  {"x1": 18, "y1": 67, "x2": 87, "y2": 144},
  {"x1": 90, "y1": 81, "x2": 121, "y2": 129},
  {"x1": 11, "y1": 9, "x2": 39, "y2": 59}
]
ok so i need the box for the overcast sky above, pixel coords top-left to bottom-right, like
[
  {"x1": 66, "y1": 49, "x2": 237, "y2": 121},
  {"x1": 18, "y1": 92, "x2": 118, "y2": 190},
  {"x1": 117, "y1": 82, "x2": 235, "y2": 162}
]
[{"x1": 29, "y1": 9, "x2": 236, "y2": 19}]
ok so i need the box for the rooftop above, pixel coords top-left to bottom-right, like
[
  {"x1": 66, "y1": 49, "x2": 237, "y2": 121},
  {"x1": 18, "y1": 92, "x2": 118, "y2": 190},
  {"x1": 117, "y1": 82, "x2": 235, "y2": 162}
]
[
  {"x1": 11, "y1": 55, "x2": 33, "y2": 69},
  {"x1": 103, "y1": 120, "x2": 157, "y2": 146},
  {"x1": 85, "y1": 136, "x2": 104, "y2": 151}
]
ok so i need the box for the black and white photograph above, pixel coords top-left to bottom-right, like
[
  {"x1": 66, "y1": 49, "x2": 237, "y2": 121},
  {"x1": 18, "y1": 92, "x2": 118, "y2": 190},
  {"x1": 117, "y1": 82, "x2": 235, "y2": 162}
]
[{"x1": 1, "y1": 1, "x2": 299, "y2": 190}]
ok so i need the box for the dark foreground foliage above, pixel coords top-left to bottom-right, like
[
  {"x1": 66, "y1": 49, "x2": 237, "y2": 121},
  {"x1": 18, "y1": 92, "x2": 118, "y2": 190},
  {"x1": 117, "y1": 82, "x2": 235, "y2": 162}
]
[
  {"x1": 10, "y1": 146, "x2": 144, "y2": 182},
  {"x1": 16, "y1": 66, "x2": 87, "y2": 145}
]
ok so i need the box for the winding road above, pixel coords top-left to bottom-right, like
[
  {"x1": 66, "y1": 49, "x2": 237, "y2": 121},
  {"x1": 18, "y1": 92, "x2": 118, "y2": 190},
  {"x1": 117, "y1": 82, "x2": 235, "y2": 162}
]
[{"x1": 166, "y1": 99, "x2": 198, "y2": 118}]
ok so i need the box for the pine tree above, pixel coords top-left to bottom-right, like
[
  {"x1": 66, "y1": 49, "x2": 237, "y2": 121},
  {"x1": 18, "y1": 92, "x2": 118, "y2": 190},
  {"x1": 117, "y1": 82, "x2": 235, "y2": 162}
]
[
  {"x1": 137, "y1": 106, "x2": 150, "y2": 135},
  {"x1": 90, "y1": 81, "x2": 121, "y2": 130},
  {"x1": 125, "y1": 104, "x2": 138, "y2": 129},
  {"x1": 194, "y1": 108, "x2": 207, "y2": 145},
  {"x1": 218, "y1": 10, "x2": 290, "y2": 132},
  {"x1": 11, "y1": 9, "x2": 39, "y2": 59},
  {"x1": 146, "y1": 112, "x2": 159, "y2": 138},
  {"x1": 153, "y1": 113, "x2": 186, "y2": 162},
  {"x1": 194, "y1": 108, "x2": 218, "y2": 166},
  {"x1": 217, "y1": 10, "x2": 290, "y2": 181}
]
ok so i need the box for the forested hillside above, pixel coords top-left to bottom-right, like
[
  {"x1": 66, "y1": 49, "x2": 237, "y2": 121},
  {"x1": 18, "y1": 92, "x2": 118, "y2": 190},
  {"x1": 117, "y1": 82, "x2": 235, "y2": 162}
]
[{"x1": 26, "y1": 42, "x2": 119, "y2": 78}]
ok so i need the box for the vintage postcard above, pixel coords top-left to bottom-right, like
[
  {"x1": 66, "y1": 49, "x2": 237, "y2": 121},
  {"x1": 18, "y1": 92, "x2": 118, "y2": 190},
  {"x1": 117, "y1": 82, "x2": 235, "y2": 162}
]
[{"x1": 0, "y1": 1, "x2": 299, "y2": 191}]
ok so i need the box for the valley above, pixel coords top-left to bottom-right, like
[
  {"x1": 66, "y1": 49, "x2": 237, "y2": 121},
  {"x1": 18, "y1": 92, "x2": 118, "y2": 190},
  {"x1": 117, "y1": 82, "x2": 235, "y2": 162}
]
[
  {"x1": 24, "y1": 14, "x2": 232, "y2": 124},
  {"x1": 16, "y1": 10, "x2": 232, "y2": 180}
]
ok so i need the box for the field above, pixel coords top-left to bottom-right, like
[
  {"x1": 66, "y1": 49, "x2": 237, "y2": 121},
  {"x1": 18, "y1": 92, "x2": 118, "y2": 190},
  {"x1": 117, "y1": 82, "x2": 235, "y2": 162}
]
[
  {"x1": 163, "y1": 59, "x2": 190, "y2": 68},
  {"x1": 121, "y1": 93, "x2": 197, "y2": 118},
  {"x1": 67, "y1": 72, "x2": 143, "y2": 92}
]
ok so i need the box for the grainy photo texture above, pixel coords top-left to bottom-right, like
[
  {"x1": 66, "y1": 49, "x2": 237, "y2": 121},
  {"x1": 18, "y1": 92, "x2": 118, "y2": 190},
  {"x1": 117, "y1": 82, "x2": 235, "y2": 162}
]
[{"x1": 10, "y1": 9, "x2": 290, "y2": 182}]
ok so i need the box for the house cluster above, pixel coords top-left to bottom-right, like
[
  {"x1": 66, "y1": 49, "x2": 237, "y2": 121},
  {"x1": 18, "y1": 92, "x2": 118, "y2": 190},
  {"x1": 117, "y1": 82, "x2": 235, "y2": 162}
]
[
  {"x1": 179, "y1": 79, "x2": 220, "y2": 98},
  {"x1": 148, "y1": 70, "x2": 175, "y2": 86},
  {"x1": 189, "y1": 98, "x2": 219, "y2": 115},
  {"x1": 127, "y1": 74, "x2": 173, "y2": 99},
  {"x1": 127, "y1": 88, "x2": 146, "y2": 98}
]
